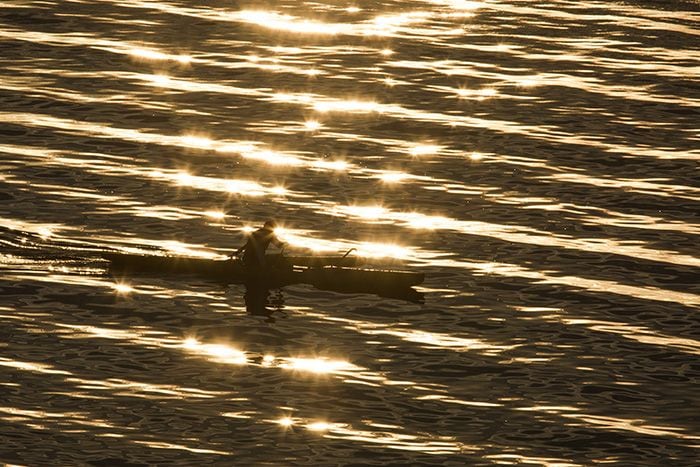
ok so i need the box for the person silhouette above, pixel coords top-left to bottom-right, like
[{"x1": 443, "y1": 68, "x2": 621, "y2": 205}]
[{"x1": 233, "y1": 220, "x2": 286, "y2": 272}]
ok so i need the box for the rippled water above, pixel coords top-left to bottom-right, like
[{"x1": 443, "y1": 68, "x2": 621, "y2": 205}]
[{"x1": 1, "y1": 0, "x2": 699, "y2": 465}]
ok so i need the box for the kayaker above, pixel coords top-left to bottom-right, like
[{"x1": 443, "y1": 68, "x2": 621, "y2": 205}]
[{"x1": 233, "y1": 220, "x2": 286, "y2": 270}]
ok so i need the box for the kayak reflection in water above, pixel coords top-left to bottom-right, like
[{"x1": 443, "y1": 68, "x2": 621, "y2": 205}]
[
  {"x1": 232, "y1": 220, "x2": 286, "y2": 272},
  {"x1": 244, "y1": 284, "x2": 285, "y2": 322}
]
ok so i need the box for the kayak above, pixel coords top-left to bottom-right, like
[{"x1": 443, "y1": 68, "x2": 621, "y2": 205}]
[{"x1": 103, "y1": 252, "x2": 424, "y2": 293}]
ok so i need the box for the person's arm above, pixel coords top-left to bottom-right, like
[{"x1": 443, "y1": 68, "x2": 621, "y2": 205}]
[
  {"x1": 230, "y1": 233, "x2": 251, "y2": 259},
  {"x1": 271, "y1": 235, "x2": 286, "y2": 250},
  {"x1": 229, "y1": 245, "x2": 245, "y2": 259}
]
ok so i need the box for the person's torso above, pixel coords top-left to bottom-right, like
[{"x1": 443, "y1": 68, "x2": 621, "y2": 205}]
[{"x1": 243, "y1": 229, "x2": 273, "y2": 257}]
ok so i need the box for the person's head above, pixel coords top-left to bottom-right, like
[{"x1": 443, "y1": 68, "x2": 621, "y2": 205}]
[{"x1": 263, "y1": 220, "x2": 276, "y2": 230}]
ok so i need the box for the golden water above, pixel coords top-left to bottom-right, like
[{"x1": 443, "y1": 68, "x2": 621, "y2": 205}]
[{"x1": 0, "y1": 0, "x2": 698, "y2": 464}]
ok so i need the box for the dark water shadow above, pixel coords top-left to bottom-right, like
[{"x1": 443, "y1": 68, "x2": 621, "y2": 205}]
[{"x1": 242, "y1": 282, "x2": 285, "y2": 323}]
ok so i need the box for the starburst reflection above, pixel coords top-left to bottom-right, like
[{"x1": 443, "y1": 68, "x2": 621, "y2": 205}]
[
  {"x1": 342, "y1": 205, "x2": 389, "y2": 220},
  {"x1": 456, "y1": 88, "x2": 498, "y2": 100},
  {"x1": 182, "y1": 338, "x2": 247, "y2": 365},
  {"x1": 112, "y1": 282, "x2": 134, "y2": 294},
  {"x1": 236, "y1": 10, "x2": 350, "y2": 35},
  {"x1": 513, "y1": 75, "x2": 541, "y2": 87},
  {"x1": 307, "y1": 421, "x2": 333, "y2": 431},
  {"x1": 203, "y1": 210, "x2": 226, "y2": 220},
  {"x1": 383, "y1": 77, "x2": 398, "y2": 86},
  {"x1": 312, "y1": 159, "x2": 349, "y2": 171},
  {"x1": 276, "y1": 417, "x2": 295, "y2": 428},
  {"x1": 409, "y1": 144, "x2": 442, "y2": 156},
  {"x1": 148, "y1": 74, "x2": 172, "y2": 87},
  {"x1": 179, "y1": 135, "x2": 214, "y2": 149},
  {"x1": 304, "y1": 119, "x2": 322, "y2": 131},
  {"x1": 376, "y1": 171, "x2": 411, "y2": 183},
  {"x1": 127, "y1": 47, "x2": 192, "y2": 64},
  {"x1": 281, "y1": 357, "x2": 358, "y2": 374}
]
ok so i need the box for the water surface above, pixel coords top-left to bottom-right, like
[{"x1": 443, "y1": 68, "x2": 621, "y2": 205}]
[{"x1": 0, "y1": 0, "x2": 699, "y2": 465}]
